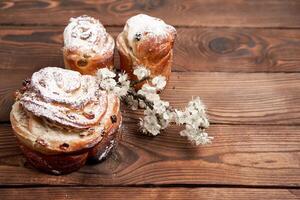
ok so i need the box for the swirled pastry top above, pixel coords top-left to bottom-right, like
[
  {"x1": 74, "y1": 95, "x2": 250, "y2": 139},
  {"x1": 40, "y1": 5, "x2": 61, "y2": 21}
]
[
  {"x1": 122, "y1": 14, "x2": 176, "y2": 50},
  {"x1": 64, "y1": 15, "x2": 114, "y2": 56},
  {"x1": 19, "y1": 67, "x2": 108, "y2": 129}
]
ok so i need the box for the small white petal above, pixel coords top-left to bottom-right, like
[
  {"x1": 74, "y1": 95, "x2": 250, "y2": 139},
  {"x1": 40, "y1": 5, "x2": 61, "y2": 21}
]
[
  {"x1": 145, "y1": 93, "x2": 160, "y2": 102},
  {"x1": 153, "y1": 100, "x2": 169, "y2": 114},
  {"x1": 100, "y1": 78, "x2": 117, "y2": 91},
  {"x1": 138, "y1": 100, "x2": 147, "y2": 108},
  {"x1": 118, "y1": 73, "x2": 128, "y2": 83},
  {"x1": 133, "y1": 66, "x2": 150, "y2": 80},
  {"x1": 140, "y1": 84, "x2": 157, "y2": 94},
  {"x1": 140, "y1": 115, "x2": 161, "y2": 136},
  {"x1": 152, "y1": 75, "x2": 166, "y2": 90},
  {"x1": 113, "y1": 86, "x2": 129, "y2": 97},
  {"x1": 96, "y1": 68, "x2": 116, "y2": 80}
]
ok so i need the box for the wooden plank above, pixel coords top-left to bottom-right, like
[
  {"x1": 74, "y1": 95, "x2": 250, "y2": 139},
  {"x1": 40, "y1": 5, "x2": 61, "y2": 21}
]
[
  {"x1": 1, "y1": 26, "x2": 300, "y2": 73},
  {"x1": 124, "y1": 72, "x2": 300, "y2": 125},
  {"x1": 1, "y1": 71, "x2": 300, "y2": 125},
  {"x1": 0, "y1": 187, "x2": 299, "y2": 200},
  {"x1": 0, "y1": 123, "x2": 299, "y2": 186},
  {"x1": 1, "y1": 0, "x2": 300, "y2": 27}
]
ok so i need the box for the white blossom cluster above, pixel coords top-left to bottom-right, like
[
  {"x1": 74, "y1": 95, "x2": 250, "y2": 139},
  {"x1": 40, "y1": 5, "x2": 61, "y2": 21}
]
[
  {"x1": 95, "y1": 66, "x2": 212, "y2": 145},
  {"x1": 138, "y1": 83, "x2": 171, "y2": 135},
  {"x1": 175, "y1": 97, "x2": 212, "y2": 145},
  {"x1": 96, "y1": 68, "x2": 130, "y2": 97}
]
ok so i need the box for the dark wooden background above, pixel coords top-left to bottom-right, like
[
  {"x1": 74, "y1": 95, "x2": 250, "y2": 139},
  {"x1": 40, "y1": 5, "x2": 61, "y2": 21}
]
[{"x1": 0, "y1": 0, "x2": 300, "y2": 199}]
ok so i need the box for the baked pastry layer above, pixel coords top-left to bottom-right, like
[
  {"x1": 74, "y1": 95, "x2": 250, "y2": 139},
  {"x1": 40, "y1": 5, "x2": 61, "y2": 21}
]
[
  {"x1": 11, "y1": 93, "x2": 119, "y2": 155},
  {"x1": 10, "y1": 67, "x2": 122, "y2": 174},
  {"x1": 17, "y1": 112, "x2": 122, "y2": 175}
]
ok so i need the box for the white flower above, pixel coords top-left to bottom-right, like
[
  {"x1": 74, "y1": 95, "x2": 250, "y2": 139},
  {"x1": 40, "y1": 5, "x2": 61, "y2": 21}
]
[
  {"x1": 140, "y1": 83, "x2": 156, "y2": 94},
  {"x1": 100, "y1": 78, "x2": 116, "y2": 91},
  {"x1": 145, "y1": 93, "x2": 160, "y2": 102},
  {"x1": 138, "y1": 84, "x2": 160, "y2": 102},
  {"x1": 113, "y1": 86, "x2": 129, "y2": 97},
  {"x1": 96, "y1": 68, "x2": 116, "y2": 80},
  {"x1": 186, "y1": 113, "x2": 204, "y2": 129},
  {"x1": 140, "y1": 115, "x2": 161, "y2": 136},
  {"x1": 118, "y1": 73, "x2": 128, "y2": 83},
  {"x1": 187, "y1": 97, "x2": 205, "y2": 113},
  {"x1": 152, "y1": 76, "x2": 166, "y2": 90},
  {"x1": 133, "y1": 66, "x2": 150, "y2": 80},
  {"x1": 159, "y1": 110, "x2": 173, "y2": 129},
  {"x1": 174, "y1": 110, "x2": 189, "y2": 124},
  {"x1": 180, "y1": 125, "x2": 213, "y2": 145},
  {"x1": 162, "y1": 110, "x2": 173, "y2": 120},
  {"x1": 153, "y1": 100, "x2": 169, "y2": 115}
]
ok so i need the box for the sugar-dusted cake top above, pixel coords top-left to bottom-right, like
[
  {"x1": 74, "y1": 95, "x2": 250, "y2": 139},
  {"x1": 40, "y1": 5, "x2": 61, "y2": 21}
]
[
  {"x1": 19, "y1": 67, "x2": 108, "y2": 129},
  {"x1": 123, "y1": 14, "x2": 176, "y2": 46},
  {"x1": 64, "y1": 15, "x2": 114, "y2": 55}
]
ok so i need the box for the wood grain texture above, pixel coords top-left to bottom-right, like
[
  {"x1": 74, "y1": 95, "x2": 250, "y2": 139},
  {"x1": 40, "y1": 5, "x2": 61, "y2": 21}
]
[
  {"x1": 1, "y1": 0, "x2": 300, "y2": 28},
  {"x1": 0, "y1": 123, "x2": 299, "y2": 186},
  {"x1": 1, "y1": 71, "x2": 300, "y2": 125},
  {"x1": 1, "y1": 26, "x2": 300, "y2": 73},
  {"x1": 124, "y1": 72, "x2": 300, "y2": 125},
  {"x1": 0, "y1": 187, "x2": 299, "y2": 200}
]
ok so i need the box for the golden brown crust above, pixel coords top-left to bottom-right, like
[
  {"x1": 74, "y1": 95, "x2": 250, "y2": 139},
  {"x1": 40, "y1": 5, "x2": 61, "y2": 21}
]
[
  {"x1": 19, "y1": 113, "x2": 121, "y2": 175},
  {"x1": 11, "y1": 95, "x2": 121, "y2": 174},
  {"x1": 116, "y1": 16, "x2": 176, "y2": 90},
  {"x1": 63, "y1": 15, "x2": 115, "y2": 75},
  {"x1": 63, "y1": 47, "x2": 114, "y2": 75},
  {"x1": 117, "y1": 38, "x2": 173, "y2": 89},
  {"x1": 19, "y1": 144, "x2": 89, "y2": 175},
  {"x1": 88, "y1": 112, "x2": 122, "y2": 163}
]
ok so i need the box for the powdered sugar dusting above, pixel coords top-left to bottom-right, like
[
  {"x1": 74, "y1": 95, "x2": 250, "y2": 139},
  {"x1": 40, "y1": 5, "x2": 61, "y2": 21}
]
[
  {"x1": 30, "y1": 67, "x2": 97, "y2": 107},
  {"x1": 124, "y1": 14, "x2": 176, "y2": 48},
  {"x1": 98, "y1": 140, "x2": 115, "y2": 161},
  {"x1": 20, "y1": 67, "x2": 108, "y2": 129},
  {"x1": 64, "y1": 15, "x2": 114, "y2": 55}
]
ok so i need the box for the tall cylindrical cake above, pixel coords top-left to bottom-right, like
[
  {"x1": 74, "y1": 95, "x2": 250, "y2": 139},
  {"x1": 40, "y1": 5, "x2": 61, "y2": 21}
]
[
  {"x1": 63, "y1": 15, "x2": 115, "y2": 75},
  {"x1": 116, "y1": 14, "x2": 176, "y2": 89}
]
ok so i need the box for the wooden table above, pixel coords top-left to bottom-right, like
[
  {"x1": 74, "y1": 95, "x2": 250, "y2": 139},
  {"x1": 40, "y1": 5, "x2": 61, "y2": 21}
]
[{"x1": 0, "y1": 1, "x2": 300, "y2": 199}]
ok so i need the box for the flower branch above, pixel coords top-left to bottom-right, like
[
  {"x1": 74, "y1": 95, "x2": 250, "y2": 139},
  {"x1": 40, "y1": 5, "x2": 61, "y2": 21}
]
[{"x1": 96, "y1": 66, "x2": 213, "y2": 145}]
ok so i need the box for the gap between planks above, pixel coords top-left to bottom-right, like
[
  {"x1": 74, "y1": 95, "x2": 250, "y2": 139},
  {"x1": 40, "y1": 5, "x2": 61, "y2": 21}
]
[
  {"x1": 1, "y1": 0, "x2": 300, "y2": 28},
  {"x1": 0, "y1": 187, "x2": 299, "y2": 200}
]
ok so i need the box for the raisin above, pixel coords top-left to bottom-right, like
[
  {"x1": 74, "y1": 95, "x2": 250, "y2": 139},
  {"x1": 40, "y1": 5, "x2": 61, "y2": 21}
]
[
  {"x1": 59, "y1": 143, "x2": 69, "y2": 150},
  {"x1": 87, "y1": 127, "x2": 95, "y2": 134},
  {"x1": 83, "y1": 54, "x2": 91, "y2": 59},
  {"x1": 39, "y1": 80, "x2": 46, "y2": 87},
  {"x1": 83, "y1": 111, "x2": 95, "y2": 119},
  {"x1": 110, "y1": 115, "x2": 117, "y2": 123},
  {"x1": 77, "y1": 59, "x2": 88, "y2": 67},
  {"x1": 67, "y1": 114, "x2": 76, "y2": 120},
  {"x1": 134, "y1": 33, "x2": 142, "y2": 41}
]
